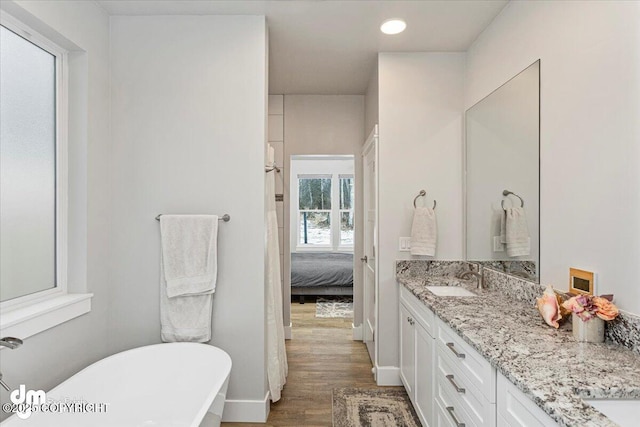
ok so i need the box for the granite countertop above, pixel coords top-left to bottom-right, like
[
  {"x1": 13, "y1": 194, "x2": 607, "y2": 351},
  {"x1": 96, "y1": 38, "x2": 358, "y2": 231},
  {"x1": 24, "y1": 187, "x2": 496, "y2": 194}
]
[{"x1": 397, "y1": 273, "x2": 640, "y2": 427}]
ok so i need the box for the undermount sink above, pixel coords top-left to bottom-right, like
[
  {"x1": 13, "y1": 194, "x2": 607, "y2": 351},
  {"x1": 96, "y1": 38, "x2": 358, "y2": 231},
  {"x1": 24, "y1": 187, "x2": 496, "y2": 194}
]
[
  {"x1": 585, "y1": 399, "x2": 640, "y2": 427},
  {"x1": 426, "y1": 286, "x2": 477, "y2": 297}
]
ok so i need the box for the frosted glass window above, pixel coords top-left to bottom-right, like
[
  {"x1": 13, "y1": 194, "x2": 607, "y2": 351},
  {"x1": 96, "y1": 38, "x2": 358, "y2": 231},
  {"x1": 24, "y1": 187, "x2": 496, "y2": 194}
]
[{"x1": 0, "y1": 25, "x2": 57, "y2": 302}]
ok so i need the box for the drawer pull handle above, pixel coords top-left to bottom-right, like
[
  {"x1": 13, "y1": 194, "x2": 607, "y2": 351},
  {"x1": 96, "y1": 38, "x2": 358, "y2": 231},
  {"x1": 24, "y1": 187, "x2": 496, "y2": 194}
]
[
  {"x1": 446, "y1": 374, "x2": 465, "y2": 393},
  {"x1": 446, "y1": 342, "x2": 466, "y2": 359},
  {"x1": 446, "y1": 406, "x2": 465, "y2": 427}
]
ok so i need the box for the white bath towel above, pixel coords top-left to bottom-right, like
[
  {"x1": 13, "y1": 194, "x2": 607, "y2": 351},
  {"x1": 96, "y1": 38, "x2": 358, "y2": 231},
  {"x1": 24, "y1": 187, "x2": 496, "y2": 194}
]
[
  {"x1": 505, "y1": 207, "x2": 530, "y2": 257},
  {"x1": 410, "y1": 207, "x2": 437, "y2": 256},
  {"x1": 160, "y1": 215, "x2": 218, "y2": 343},
  {"x1": 160, "y1": 215, "x2": 218, "y2": 298}
]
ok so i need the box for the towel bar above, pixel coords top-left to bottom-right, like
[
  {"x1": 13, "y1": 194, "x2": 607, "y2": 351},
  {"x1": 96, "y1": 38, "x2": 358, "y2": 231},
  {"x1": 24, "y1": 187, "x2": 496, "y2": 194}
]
[
  {"x1": 155, "y1": 214, "x2": 231, "y2": 222},
  {"x1": 413, "y1": 189, "x2": 437, "y2": 209}
]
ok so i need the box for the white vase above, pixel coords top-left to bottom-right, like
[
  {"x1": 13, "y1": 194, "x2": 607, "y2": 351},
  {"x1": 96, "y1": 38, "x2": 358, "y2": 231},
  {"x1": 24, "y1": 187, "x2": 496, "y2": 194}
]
[{"x1": 572, "y1": 313, "x2": 605, "y2": 343}]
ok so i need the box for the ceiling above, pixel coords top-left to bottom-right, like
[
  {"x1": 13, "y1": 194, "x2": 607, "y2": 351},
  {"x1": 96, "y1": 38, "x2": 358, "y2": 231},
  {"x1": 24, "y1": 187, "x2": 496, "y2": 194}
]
[{"x1": 97, "y1": 0, "x2": 508, "y2": 95}]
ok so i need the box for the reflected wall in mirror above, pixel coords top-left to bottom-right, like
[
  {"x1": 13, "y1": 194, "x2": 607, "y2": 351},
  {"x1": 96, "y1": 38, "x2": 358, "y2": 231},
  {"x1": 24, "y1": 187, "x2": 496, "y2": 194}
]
[{"x1": 465, "y1": 60, "x2": 540, "y2": 282}]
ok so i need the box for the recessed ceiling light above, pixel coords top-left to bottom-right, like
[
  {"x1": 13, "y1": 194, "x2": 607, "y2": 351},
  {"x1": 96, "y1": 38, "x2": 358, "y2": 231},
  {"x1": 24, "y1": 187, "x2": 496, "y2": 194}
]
[{"x1": 380, "y1": 19, "x2": 406, "y2": 35}]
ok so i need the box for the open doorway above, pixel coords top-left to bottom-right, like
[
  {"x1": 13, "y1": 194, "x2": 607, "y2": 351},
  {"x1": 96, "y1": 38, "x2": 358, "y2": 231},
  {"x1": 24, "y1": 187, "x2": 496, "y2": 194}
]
[{"x1": 289, "y1": 155, "x2": 355, "y2": 329}]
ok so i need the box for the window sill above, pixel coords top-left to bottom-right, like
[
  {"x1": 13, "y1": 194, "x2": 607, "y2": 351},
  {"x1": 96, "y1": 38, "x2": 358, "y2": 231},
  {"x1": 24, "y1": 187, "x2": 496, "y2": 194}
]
[
  {"x1": 0, "y1": 293, "x2": 93, "y2": 340},
  {"x1": 295, "y1": 247, "x2": 354, "y2": 253}
]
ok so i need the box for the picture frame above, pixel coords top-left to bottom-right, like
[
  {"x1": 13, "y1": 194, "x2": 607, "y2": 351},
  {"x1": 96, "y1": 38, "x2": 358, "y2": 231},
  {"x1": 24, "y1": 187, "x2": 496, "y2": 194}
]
[{"x1": 569, "y1": 268, "x2": 594, "y2": 295}]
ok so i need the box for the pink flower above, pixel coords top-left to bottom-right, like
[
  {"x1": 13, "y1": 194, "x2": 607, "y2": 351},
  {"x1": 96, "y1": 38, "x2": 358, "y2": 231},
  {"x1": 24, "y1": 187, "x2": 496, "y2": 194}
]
[
  {"x1": 593, "y1": 297, "x2": 619, "y2": 321},
  {"x1": 561, "y1": 294, "x2": 619, "y2": 322},
  {"x1": 562, "y1": 296, "x2": 585, "y2": 314}
]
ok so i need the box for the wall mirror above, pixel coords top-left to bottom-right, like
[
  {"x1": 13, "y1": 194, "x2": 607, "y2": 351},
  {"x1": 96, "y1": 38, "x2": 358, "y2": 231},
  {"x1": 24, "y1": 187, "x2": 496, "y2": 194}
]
[{"x1": 465, "y1": 60, "x2": 540, "y2": 282}]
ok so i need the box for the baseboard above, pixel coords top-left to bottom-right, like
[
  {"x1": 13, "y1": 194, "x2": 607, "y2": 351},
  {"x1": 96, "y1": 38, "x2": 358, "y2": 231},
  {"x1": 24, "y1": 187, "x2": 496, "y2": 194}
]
[
  {"x1": 375, "y1": 365, "x2": 402, "y2": 386},
  {"x1": 222, "y1": 392, "x2": 270, "y2": 423},
  {"x1": 284, "y1": 323, "x2": 292, "y2": 340},
  {"x1": 352, "y1": 323, "x2": 363, "y2": 341}
]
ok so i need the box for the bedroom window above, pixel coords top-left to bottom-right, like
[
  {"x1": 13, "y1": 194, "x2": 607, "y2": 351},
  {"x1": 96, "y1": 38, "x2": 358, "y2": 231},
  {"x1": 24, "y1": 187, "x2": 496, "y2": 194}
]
[
  {"x1": 339, "y1": 176, "x2": 354, "y2": 246},
  {"x1": 298, "y1": 176, "x2": 332, "y2": 246},
  {"x1": 297, "y1": 173, "x2": 354, "y2": 251}
]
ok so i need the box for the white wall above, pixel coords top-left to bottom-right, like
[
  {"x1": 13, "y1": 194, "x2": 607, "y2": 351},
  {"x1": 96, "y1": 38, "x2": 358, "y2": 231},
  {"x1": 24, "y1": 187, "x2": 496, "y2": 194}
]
[
  {"x1": 109, "y1": 15, "x2": 269, "y2": 418},
  {"x1": 283, "y1": 95, "x2": 365, "y2": 331},
  {"x1": 0, "y1": 0, "x2": 111, "y2": 420},
  {"x1": 364, "y1": 62, "x2": 379, "y2": 138},
  {"x1": 377, "y1": 53, "x2": 465, "y2": 368},
  {"x1": 465, "y1": 1, "x2": 640, "y2": 314}
]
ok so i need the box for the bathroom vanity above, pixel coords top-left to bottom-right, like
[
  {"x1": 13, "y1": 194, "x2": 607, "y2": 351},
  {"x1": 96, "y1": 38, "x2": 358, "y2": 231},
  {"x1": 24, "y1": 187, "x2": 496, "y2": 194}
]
[{"x1": 396, "y1": 262, "x2": 640, "y2": 427}]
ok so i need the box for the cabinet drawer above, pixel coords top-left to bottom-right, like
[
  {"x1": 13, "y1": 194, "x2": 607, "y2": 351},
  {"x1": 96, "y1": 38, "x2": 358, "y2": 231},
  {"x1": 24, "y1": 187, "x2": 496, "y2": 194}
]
[
  {"x1": 435, "y1": 350, "x2": 496, "y2": 427},
  {"x1": 497, "y1": 373, "x2": 558, "y2": 427},
  {"x1": 434, "y1": 397, "x2": 462, "y2": 427},
  {"x1": 436, "y1": 319, "x2": 495, "y2": 402},
  {"x1": 400, "y1": 286, "x2": 435, "y2": 336},
  {"x1": 435, "y1": 369, "x2": 480, "y2": 427}
]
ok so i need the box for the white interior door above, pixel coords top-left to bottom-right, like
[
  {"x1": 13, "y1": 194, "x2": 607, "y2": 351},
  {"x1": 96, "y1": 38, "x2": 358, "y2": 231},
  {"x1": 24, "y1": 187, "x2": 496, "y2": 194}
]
[{"x1": 362, "y1": 126, "x2": 378, "y2": 366}]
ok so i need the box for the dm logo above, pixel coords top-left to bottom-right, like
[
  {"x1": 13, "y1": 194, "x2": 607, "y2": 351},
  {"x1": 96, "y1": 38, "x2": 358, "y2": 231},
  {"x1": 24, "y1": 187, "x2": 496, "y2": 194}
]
[{"x1": 10, "y1": 385, "x2": 46, "y2": 419}]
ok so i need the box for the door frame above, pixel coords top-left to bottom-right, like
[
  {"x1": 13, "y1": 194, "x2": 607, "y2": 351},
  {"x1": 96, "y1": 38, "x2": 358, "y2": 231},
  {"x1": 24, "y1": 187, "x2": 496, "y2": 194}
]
[{"x1": 361, "y1": 125, "x2": 379, "y2": 371}]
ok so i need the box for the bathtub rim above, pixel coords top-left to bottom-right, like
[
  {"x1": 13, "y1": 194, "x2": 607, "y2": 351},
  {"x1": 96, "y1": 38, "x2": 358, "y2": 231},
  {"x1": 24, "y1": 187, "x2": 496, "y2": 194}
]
[{"x1": 1, "y1": 342, "x2": 232, "y2": 427}]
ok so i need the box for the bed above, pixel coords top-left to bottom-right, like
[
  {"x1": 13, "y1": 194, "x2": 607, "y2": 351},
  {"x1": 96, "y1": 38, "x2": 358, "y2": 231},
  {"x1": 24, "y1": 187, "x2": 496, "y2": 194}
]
[{"x1": 291, "y1": 252, "x2": 353, "y2": 303}]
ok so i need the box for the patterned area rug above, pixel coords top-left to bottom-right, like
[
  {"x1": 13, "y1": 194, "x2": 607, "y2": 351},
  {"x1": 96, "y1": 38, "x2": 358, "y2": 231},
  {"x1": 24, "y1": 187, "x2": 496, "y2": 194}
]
[
  {"x1": 316, "y1": 297, "x2": 353, "y2": 318},
  {"x1": 332, "y1": 387, "x2": 421, "y2": 427}
]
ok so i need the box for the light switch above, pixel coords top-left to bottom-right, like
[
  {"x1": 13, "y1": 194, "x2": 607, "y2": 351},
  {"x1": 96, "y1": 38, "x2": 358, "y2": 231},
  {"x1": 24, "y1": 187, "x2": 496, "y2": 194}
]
[{"x1": 399, "y1": 237, "x2": 411, "y2": 251}]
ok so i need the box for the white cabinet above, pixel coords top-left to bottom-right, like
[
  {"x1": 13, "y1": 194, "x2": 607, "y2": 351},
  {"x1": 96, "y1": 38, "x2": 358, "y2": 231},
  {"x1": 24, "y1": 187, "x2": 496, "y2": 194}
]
[
  {"x1": 400, "y1": 286, "x2": 435, "y2": 427},
  {"x1": 400, "y1": 302, "x2": 416, "y2": 395},
  {"x1": 434, "y1": 319, "x2": 496, "y2": 427},
  {"x1": 496, "y1": 373, "x2": 559, "y2": 427},
  {"x1": 414, "y1": 321, "x2": 434, "y2": 425},
  {"x1": 399, "y1": 286, "x2": 559, "y2": 427},
  {"x1": 434, "y1": 397, "x2": 460, "y2": 427}
]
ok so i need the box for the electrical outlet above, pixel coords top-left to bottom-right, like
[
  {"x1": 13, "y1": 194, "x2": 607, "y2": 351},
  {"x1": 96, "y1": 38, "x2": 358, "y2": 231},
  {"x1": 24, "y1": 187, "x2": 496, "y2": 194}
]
[
  {"x1": 399, "y1": 237, "x2": 411, "y2": 251},
  {"x1": 493, "y1": 236, "x2": 504, "y2": 252}
]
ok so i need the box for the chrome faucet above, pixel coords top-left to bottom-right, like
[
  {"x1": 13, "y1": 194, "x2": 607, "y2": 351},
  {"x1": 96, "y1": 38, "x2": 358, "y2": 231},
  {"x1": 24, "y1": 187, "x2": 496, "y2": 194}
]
[
  {"x1": 0, "y1": 337, "x2": 22, "y2": 393},
  {"x1": 0, "y1": 337, "x2": 23, "y2": 350},
  {"x1": 459, "y1": 269, "x2": 484, "y2": 289}
]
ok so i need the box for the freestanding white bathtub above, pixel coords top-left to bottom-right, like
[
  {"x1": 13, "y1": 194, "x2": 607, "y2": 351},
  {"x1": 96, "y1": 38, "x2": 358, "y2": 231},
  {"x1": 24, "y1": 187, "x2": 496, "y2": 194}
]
[{"x1": 1, "y1": 343, "x2": 232, "y2": 427}]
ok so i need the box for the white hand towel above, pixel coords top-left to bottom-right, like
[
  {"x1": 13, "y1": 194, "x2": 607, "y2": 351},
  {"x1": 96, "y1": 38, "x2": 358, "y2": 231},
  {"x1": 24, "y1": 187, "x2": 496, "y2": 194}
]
[
  {"x1": 499, "y1": 209, "x2": 507, "y2": 244},
  {"x1": 410, "y1": 207, "x2": 437, "y2": 256},
  {"x1": 160, "y1": 215, "x2": 218, "y2": 298},
  {"x1": 160, "y1": 215, "x2": 218, "y2": 343},
  {"x1": 505, "y1": 207, "x2": 530, "y2": 257}
]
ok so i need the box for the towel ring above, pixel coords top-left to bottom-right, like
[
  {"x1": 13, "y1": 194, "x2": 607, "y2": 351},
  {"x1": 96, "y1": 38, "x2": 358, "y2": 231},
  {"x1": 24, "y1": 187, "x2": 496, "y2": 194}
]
[
  {"x1": 413, "y1": 189, "x2": 436, "y2": 209},
  {"x1": 501, "y1": 190, "x2": 524, "y2": 209}
]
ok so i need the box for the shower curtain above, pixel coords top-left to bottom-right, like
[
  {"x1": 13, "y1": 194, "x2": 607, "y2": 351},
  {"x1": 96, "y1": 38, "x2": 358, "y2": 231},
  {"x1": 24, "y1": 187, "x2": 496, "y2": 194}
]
[{"x1": 265, "y1": 144, "x2": 288, "y2": 402}]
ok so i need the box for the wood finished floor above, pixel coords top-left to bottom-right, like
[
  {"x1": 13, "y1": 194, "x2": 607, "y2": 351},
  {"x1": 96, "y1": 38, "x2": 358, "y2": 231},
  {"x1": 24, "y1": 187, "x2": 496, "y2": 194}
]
[{"x1": 222, "y1": 299, "x2": 377, "y2": 426}]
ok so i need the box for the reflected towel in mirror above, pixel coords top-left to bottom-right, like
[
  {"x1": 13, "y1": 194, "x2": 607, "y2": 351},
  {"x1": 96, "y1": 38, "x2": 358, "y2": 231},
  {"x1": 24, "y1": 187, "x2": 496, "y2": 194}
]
[{"x1": 505, "y1": 207, "x2": 530, "y2": 257}]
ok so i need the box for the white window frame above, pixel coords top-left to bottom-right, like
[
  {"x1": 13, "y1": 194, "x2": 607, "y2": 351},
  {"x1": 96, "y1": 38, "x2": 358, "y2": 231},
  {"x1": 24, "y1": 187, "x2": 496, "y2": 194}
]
[
  {"x1": 289, "y1": 155, "x2": 357, "y2": 253},
  {"x1": 296, "y1": 174, "x2": 334, "y2": 250},
  {"x1": 0, "y1": 12, "x2": 91, "y2": 340},
  {"x1": 337, "y1": 174, "x2": 355, "y2": 249}
]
